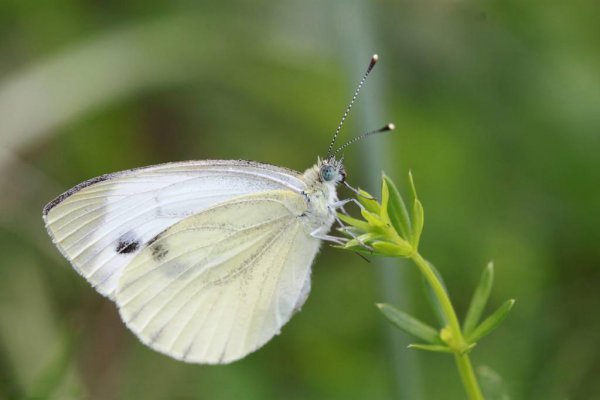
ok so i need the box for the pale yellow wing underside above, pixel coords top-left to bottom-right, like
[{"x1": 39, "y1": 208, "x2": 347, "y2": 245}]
[
  {"x1": 115, "y1": 190, "x2": 319, "y2": 364},
  {"x1": 43, "y1": 160, "x2": 306, "y2": 299}
]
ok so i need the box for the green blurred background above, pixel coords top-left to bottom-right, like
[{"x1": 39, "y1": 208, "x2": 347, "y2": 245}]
[{"x1": 1, "y1": 1, "x2": 599, "y2": 399}]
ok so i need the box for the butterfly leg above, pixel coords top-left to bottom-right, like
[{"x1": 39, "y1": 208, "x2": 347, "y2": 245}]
[
  {"x1": 310, "y1": 226, "x2": 346, "y2": 245},
  {"x1": 343, "y1": 181, "x2": 377, "y2": 201},
  {"x1": 329, "y1": 199, "x2": 373, "y2": 250},
  {"x1": 333, "y1": 214, "x2": 374, "y2": 251},
  {"x1": 331, "y1": 198, "x2": 364, "y2": 211},
  {"x1": 331, "y1": 198, "x2": 366, "y2": 218}
]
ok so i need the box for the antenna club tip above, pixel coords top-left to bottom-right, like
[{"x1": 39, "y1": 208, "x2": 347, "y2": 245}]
[
  {"x1": 367, "y1": 54, "x2": 379, "y2": 72},
  {"x1": 387, "y1": 123, "x2": 396, "y2": 131}
]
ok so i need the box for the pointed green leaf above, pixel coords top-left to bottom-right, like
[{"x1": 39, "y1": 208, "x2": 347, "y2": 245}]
[
  {"x1": 408, "y1": 344, "x2": 453, "y2": 353},
  {"x1": 377, "y1": 303, "x2": 441, "y2": 344},
  {"x1": 421, "y1": 262, "x2": 448, "y2": 326},
  {"x1": 467, "y1": 299, "x2": 515, "y2": 343},
  {"x1": 337, "y1": 212, "x2": 371, "y2": 232},
  {"x1": 463, "y1": 262, "x2": 495, "y2": 336},
  {"x1": 382, "y1": 174, "x2": 412, "y2": 240},
  {"x1": 360, "y1": 208, "x2": 385, "y2": 228},
  {"x1": 411, "y1": 199, "x2": 424, "y2": 247},
  {"x1": 372, "y1": 240, "x2": 413, "y2": 257},
  {"x1": 408, "y1": 172, "x2": 424, "y2": 247},
  {"x1": 408, "y1": 170, "x2": 418, "y2": 206},
  {"x1": 344, "y1": 232, "x2": 379, "y2": 248},
  {"x1": 380, "y1": 177, "x2": 391, "y2": 223},
  {"x1": 357, "y1": 189, "x2": 380, "y2": 214}
]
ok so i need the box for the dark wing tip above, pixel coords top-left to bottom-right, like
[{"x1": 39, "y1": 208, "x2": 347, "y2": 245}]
[{"x1": 42, "y1": 174, "x2": 112, "y2": 216}]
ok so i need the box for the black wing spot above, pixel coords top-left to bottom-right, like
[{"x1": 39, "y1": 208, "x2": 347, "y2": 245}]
[
  {"x1": 147, "y1": 232, "x2": 162, "y2": 246},
  {"x1": 116, "y1": 233, "x2": 140, "y2": 254},
  {"x1": 151, "y1": 243, "x2": 169, "y2": 261}
]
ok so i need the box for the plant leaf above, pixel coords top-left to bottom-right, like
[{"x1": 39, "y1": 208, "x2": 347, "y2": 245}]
[
  {"x1": 408, "y1": 344, "x2": 453, "y2": 353},
  {"x1": 357, "y1": 189, "x2": 380, "y2": 214},
  {"x1": 360, "y1": 208, "x2": 385, "y2": 228},
  {"x1": 463, "y1": 262, "x2": 494, "y2": 336},
  {"x1": 337, "y1": 212, "x2": 371, "y2": 232},
  {"x1": 382, "y1": 174, "x2": 412, "y2": 240},
  {"x1": 408, "y1": 170, "x2": 418, "y2": 207},
  {"x1": 421, "y1": 262, "x2": 448, "y2": 326},
  {"x1": 372, "y1": 240, "x2": 413, "y2": 257},
  {"x1": 377, "y1": 303, "x2": 441, "y2": 344},
  {"x1": 344, "y1": 232, "x2": 380, "y2": 248},
  {"x1": 380, "y1": 177, "x2": 391, "y2": 223},
  {"x1": 412, "y1": 199, "x2": 424, "y2": 247},
  {"x1": 408, "y1": 171, "x2": 424, "y2": 247},
  {"x1": 467, "y1": 299, "x2": 515, "y2": 343}
]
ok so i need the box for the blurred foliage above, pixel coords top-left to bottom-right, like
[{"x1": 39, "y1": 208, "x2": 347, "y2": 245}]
[{"x1": 0, "y1": 0, "x2": 599, "y2": 399}]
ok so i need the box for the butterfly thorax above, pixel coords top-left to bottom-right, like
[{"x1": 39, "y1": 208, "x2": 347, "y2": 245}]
[{"x1": 300, "y1": 158, "x2": 344, "y2": 234}]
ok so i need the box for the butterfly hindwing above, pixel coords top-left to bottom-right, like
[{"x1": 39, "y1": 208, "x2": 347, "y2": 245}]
[
  {"x1": 115, "y1": 190, "x2": 319, "y2": 364},
  {"x1": 43, "y1": 160, "x2": 306, "y2": 299}
]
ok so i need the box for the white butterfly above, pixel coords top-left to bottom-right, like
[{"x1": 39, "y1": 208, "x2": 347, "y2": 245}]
[{"x1": 43, "y1": 55, "x2": 393, "y2": 364}]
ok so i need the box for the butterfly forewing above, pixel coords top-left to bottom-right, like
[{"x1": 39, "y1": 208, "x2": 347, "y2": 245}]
[
  {"x1": 116, "y1": 190, "x2": 319, "y2": 364},
  {"x1": 43, "y1": 160, "x2": 306, "y2": 299}
]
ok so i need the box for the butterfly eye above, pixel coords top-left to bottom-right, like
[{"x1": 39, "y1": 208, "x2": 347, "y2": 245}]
[{"x1": 320, "y1": 165, "x2": 336, "y2": 182}]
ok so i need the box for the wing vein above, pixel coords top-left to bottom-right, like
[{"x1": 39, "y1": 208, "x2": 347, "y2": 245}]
[
  {"x1": 118, "y1": 215, "x2": 290, "y2": 331},
  {"x1": 114, "y1": 216, "x2": 289, "y2": 294},
  {"x1": 180, "y1": 221, "x2": 292, "y2": 360}
]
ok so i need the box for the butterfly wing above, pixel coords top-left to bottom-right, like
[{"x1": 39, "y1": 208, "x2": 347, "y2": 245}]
[
  {"x1": 115, "y1": 190, "x2": 319, "y2": 364},
  {"x1": 43, "y1": 160, "x2": 306, "y2": 299}
]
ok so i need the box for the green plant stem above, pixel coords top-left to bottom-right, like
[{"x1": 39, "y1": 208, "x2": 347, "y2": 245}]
[
  {"x1": 410, "y1": 252, "x2": 484, "y2": 400},
  {"x1": 455, "y1": 353, "x2": 483, "y2": 400}
]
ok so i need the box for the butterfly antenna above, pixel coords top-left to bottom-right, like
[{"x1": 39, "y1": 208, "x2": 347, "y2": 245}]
[
  {"x1": 334, "y1": 123, "x2": 395, "y2": 155},
  {"x1": 326, "y1": 54, "x2": 379, "y2": 159}
]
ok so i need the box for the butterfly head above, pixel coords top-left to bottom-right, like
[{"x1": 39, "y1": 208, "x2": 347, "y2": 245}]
[{"x1": 318, "y1": 157, "x2": 346, "y2": 185}]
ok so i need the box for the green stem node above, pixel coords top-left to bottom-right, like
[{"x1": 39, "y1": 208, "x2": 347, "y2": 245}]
[{"x1": 410, "y1": 253, "x2": 484, "y2": 400}]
